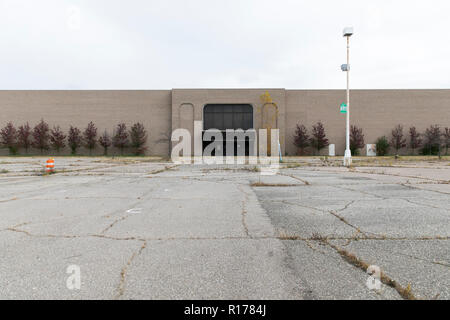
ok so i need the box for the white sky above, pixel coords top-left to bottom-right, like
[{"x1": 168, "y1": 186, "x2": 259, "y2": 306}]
[{"x1": 1, "y1": 0, "x2": 449, "y2": 89}]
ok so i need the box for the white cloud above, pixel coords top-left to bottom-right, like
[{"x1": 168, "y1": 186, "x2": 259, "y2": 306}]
[{"x1": 0, "y1": 0, "x2": 449, "y2": 89}]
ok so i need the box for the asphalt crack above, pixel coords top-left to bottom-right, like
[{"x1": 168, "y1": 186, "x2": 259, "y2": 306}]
[
  {"x1": 115, "y1": 240, "x2": 147, "y2": 299},
  {"x1": 3, "y1": 225, "x2": 448, "y2": 242},
  {"x1": 323, "y1": 239, "x2": 417, "y2": 300},
  {"x1": 101, "y1": 187, "x2": 159, "y2": 234},
  {"x1": 355, "y1": 169, "x2": 449, "y2": 184},
  {"x1": 148, "y1": 165, "x2": 179, "y2": 175},
  {"x1": 276, "y1": 199, "x2": 381, "y2": 238},
  {"x1": 279, "y1": 173, "x2": 310, "y2": 185},
  {"x1": 401, "y1": 182, "x2": 450, "y2": 195},
  {"x1": 5, "y1": 227, "x2": 78, "y2": 239},
  {"x1": 332, "y1": 184, "x2": 388, "y2": 200},
  {"x1": 402, "y1": 198, "x2": 450, "y2": 211},
  {"x1": 0, "y1": 197, "x2": 18, "y2": 203},
  {"x1": 384, "y1": 249, "x2": 450, "y2": 268},
  {"x1": 237, "y1": 184, "x2": 251, "y2": 238}
]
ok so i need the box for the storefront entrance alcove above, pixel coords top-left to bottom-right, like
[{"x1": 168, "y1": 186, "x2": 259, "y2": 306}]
[{"x1": 202, "y1": 104, "x2": 254, "y2": 156}]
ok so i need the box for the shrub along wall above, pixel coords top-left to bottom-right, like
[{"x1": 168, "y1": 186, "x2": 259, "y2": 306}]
[
  {"x1": 0, "y1": 120, "x2": 149, "y2": 156},
  {"x1": 291, "y1": 122, "x2": 449, "y2": 156},
  {"x1": 3, "y1": 120, "x2": 448, "y2": 157}
]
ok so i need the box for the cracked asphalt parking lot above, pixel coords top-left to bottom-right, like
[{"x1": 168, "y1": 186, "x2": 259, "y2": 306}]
[{"x1": 0, "y1": 157, "x2": 449, "y2": 299}]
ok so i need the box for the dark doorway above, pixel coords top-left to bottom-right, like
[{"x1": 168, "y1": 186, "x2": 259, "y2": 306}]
[{"x1": 203, "y1": 104, "x2": 254, "y2": 156}]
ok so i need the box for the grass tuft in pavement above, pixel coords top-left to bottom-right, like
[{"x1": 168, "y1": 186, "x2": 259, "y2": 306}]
[
  {"x1": 324, "y1": 240, "x2": 417, "y2": 300},
  {"x1": 250, "y1": 182, "x2": 298, "y2": 187}
]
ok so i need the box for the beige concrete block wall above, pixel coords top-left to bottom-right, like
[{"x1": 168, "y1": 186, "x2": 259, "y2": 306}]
[
  {"x1": 1, "y1": 89, "x2": 448, "y2": 157},
  {"x1": 0, "y1": 90, "x2": 172, "y2": 156},
  {"x1": 286, "y1": 89, "x2": 450, "y2": 156}
]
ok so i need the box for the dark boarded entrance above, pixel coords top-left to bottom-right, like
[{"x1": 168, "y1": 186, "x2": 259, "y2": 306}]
[{"x1": 203, "y1": 104, "x2": 253, "y2": 156}]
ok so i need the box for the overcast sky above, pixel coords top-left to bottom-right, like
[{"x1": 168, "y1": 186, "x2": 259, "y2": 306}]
[{"x1": 1, "y1": 0, "x2": 449, "y2": 90}]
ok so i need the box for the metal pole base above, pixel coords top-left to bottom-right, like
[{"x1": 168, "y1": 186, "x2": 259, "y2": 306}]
[{"x1": 343, "y1": 149, "x2": 352, "y2": 167}]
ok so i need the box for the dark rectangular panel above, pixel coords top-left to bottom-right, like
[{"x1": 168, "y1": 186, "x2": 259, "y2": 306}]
[
  {"x1": 213, "y1": 112, "x2": 224, "y2": 130},
  {"x1": 232, "y1": 112, "x2": 243, "y2": 129},
  {"x1": 223, "y1": 113, "x2": 233, "y2": 129},
  {"x1": 204, "y1": 104, "x2": 253, "y2": 130},
  {"x1": 242, "y1": 112, "x2": 253, "y2": 130}
]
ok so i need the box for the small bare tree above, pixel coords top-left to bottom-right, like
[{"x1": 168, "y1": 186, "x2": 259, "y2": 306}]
[
  {"x1": 0, "y1": 122, "x2": 18, "y2": 155},
  {"x1": 83, "y1": 122, "x2": 98, "y2": 155},
  {"x1": 443, "y1": 127, "x2": 450, "y2": 155},
  {"x1": 50, "y1": 126, "x2": 66, "y2": 154},
  {"x1": 390, "y1": 124, "x2": 406, "y2": 154},
  {"x1": 99, "y1": 130, "x2": 112, "y2": 156},
  {"x1": 113, "y1": 123, "x2": 129, "y2": 155},
  {"x1": 422, "y1": 125, "x2": 441, "y2": 156},
  {"x1": 350, "y1": 125, "x2": 365, "y2": 156},
  {"x1": 17, "y1": 122, "x2": 33, "y2": 154},
  {"x1": 32, "y1": 119, "x2": 50, "y2": 154},
  {"x1": 309, "y1": 121, "x2": 329, "y2": 155},
  {"x1": 130, "y1": 122, "x2": 148, "y2": 155},
  {"x1": 18, "y1": 123, "x2": 32, "y2": 154},
  {"x1": 68, "y1": 126, "x2": 82, "y2": 155},
  {"x1": 409, "y1": 127, "x2": 422, "y2": 155},
  {"x1": 293, "y1": 124, "x2": 309, "y2": 155}
]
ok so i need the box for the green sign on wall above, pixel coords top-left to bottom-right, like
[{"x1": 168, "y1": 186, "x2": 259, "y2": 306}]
[{"x1": 340, "y1": 103, "x2": 347, "y2": 113}]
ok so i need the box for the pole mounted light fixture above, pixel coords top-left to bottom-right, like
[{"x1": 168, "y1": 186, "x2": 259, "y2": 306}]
[
  {"x1": 342, "y1": 27, "x2": 353, "y2": 166},
  {"x1": 343, "y1": 27, "x2": 354, "y2": 37}
]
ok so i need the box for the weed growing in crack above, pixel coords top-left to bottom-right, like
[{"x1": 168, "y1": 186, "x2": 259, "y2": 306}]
[
  {"x1": 310, "y1": 232, "x2": 327, "y2": 242},
  {"x1": 250, "y1": 182, "x2": 297, "y2": 187},
  {"x1": 325, "y1": 240, "x2": 417, "y2": 300}
]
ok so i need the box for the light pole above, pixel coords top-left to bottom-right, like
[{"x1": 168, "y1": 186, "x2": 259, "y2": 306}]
[{"x1": 342, "y1": 27, "x2": 353, "y2": 166}]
